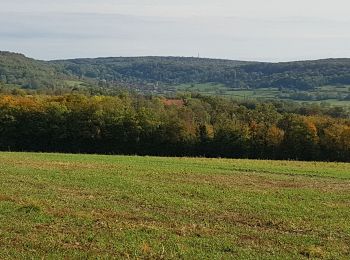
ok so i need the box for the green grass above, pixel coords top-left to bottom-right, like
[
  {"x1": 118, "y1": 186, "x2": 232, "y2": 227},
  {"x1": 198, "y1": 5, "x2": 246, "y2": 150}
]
[
  {"x1": 64, "y1": 80, "x2": 85, "y2": 87},
  {"x1": 174, "y1": 83, "x2": 230, "y2": 95},
  {"x1": 174, "y1": 83, "x2": 350, "y2": 107},
  {"x1": 0, "y1": 152, "x2": 350, "y2": 259}
]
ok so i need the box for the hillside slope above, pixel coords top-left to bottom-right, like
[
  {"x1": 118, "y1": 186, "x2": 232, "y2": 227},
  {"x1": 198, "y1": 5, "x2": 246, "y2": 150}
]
[
  {"x1": 0, "y1": 52, "x2": 64, "y2": 89},
  {"x1": 1, "y1": 51, "x2": 350, "y2": 92},
  {"x1": 53, "y1": 57, "x2": 350, "y2": 90}
]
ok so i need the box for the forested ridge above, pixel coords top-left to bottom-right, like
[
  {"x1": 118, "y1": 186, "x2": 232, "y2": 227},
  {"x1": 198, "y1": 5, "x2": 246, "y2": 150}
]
[
  {"x1": 2, "y1": 51, "x2": 350, "y2": 92},
  {"x1": 1, "y1": 51, "x2": 349, "y2": 161},
  {"x1": 55, "y1": 57, "x2": 350, "y2": 90},
  {"x1": 0, "y1": 93, "x2": 349, "y2": 161},
  {"x1": 0, "y1": 52, "x2": 65, "y2": 89}
]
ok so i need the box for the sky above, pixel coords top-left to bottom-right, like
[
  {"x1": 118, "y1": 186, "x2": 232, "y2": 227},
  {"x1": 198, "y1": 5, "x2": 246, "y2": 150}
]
[{"x1": 0, "y1": 0, "x2": 350, "y2": 61}]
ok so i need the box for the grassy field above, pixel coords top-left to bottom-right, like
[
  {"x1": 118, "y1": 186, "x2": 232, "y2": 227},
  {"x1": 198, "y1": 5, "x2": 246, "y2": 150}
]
[
  {"x1": 0, "y1": 152, "x2": 350, "y2": 259},
  {"x1": 64, "y1": 80, "x2": 85, "y2": 87},
  {"x1": 173, "y1": 83, "x2": 350, "y2": 107}
]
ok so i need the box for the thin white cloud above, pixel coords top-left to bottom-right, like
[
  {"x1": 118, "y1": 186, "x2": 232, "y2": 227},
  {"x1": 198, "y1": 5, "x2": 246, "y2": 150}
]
[
  {"x1": 1, "y1": 0, "x2": 350, "y2": 18},
  {"x1": 0, "y1": 0, "x2": 349, "y2": 60}
]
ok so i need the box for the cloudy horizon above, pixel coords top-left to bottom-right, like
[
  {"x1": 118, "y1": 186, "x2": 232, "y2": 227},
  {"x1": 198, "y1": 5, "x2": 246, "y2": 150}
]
[{"x1": 1, "y1": 0, "x2": 350, "y2": 61}]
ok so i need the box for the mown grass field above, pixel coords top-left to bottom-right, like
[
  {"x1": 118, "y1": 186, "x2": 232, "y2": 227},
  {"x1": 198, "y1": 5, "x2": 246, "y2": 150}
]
[{"x1": 0, "y1": 152, "x2": 349, "y2": 259}]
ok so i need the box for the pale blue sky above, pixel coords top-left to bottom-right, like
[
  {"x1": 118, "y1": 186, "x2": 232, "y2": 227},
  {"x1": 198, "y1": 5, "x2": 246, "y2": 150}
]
[{"x1": 1, "y1": 0, "x2": 349, "y2": 61}]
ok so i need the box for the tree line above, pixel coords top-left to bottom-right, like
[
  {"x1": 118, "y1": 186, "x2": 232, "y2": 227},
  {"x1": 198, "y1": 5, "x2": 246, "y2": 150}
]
[{"x1": 0, "y1": 93, "x2": 349, "y2": 162}]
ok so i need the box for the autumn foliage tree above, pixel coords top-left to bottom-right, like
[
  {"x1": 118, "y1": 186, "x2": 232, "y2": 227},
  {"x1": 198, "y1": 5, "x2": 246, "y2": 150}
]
[{"x1": 0, "y1": 93, "x2": 349, "y2": 162}]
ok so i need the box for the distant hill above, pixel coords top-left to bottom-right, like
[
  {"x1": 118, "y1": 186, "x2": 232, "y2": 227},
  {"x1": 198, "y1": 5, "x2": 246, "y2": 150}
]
[
  {"x1": 0, "y1": 51, "x2": 65, "y2": 89},
  {"x1": 51, "y1": 56, "x2": 253, "y2": 91},
  {"x1": 1, "y1": 51, "x2": 350, "y2": 92},
  {"x1": 241, "y1": 59, "x2": 350, "y2": 89}
]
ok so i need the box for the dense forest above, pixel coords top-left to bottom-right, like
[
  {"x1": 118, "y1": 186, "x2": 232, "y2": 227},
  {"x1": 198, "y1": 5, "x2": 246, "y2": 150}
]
[
  {"x1": 0, "y1": 93, "x2": 349, "y2": 162},
  {"x1": 0, "y1": 52, "x2": 65, "y2": 89},
  {"x1": 2, "y1": 51, "x2": 350, "y2": 93},
  {"x1": 56, "y1": 57, "x2": 350, "y2": 90}
]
